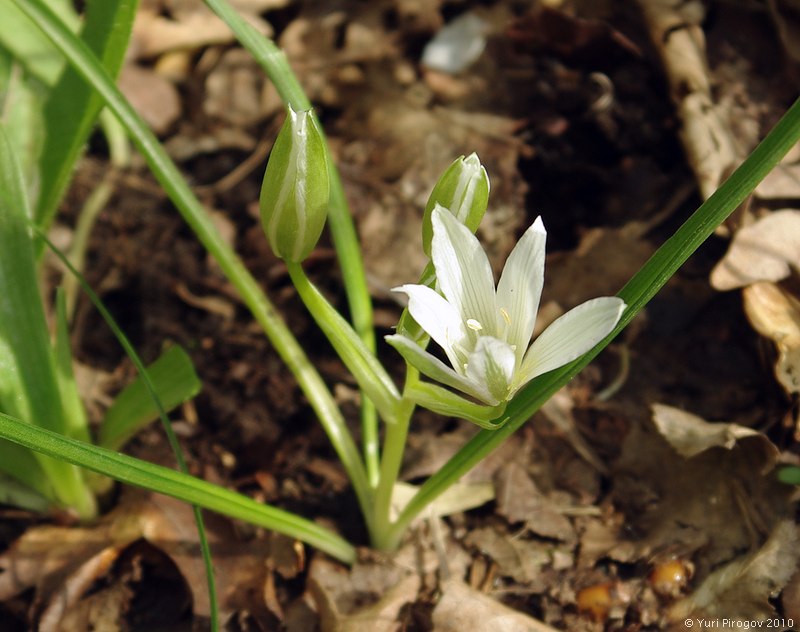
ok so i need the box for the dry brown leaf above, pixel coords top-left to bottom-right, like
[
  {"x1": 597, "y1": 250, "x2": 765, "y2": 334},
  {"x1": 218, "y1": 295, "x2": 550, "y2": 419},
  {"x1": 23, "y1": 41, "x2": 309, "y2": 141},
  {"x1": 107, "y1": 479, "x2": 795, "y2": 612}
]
[
  {"x1": 743, "y1": 281, "x2": 800, "y2": 394},
  {"x1": 711, "y1": 210, "x2": 800, "y2": 290},
  {"x1": 432, "y1": 578, "x2": 559, "y2": 632},
  {"x1": 390, "y1": 481, "x2": 494, "y2": 523},
  {"x1": 203, "y1": 48, "x2": 275, "y2": 127},
  {"x1": 754, "y1": 145, "x2": 800, "y2": 198},
  {"x1": 118, "y1": 64, "x2": 181, "y2": 135},
  {"x1": 669, "y1": 521, "x2": 799, "y2": 622},
  {"x1": 494, "y1": 462, "x2": 575, "y2": 541},
  {"x1": 613, "y1": 416, "x2": 790, "y2": 570},
  {"x1": 131, "y1": 5, "x2": 272, "y2": 59},
  {"x1": 307, "y1": 556, "x2": 420, "y2": 632},
  {"x1": 636, "y1": 0, "x2": 740, "y2": 199},
  {"x1": 463, "y1": 527, "x2": 551, "y2": 587},
  {"x1": 651, "y1": 403, "x2": 767, "y2": 459},
  {"x1": 0, "y1": 489, "x2": 276, "y2": 625}
]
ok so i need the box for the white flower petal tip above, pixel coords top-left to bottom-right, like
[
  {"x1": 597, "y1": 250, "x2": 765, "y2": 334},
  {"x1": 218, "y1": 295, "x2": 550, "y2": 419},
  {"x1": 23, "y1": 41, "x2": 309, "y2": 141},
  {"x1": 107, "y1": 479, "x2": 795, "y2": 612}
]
[
  {"x1": 393, "y1": 201, "x2": 626, "y2": 408},
  {"x1": 519, "y1": 296, "x2": 626, "y2": 384}
]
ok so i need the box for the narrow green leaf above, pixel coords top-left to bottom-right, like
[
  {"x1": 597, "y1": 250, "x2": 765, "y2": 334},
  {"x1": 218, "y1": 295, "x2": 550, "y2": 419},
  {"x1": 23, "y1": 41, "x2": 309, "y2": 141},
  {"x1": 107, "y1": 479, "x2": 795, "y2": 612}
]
[
  {"x1": 0, "y1": 48, "x2": 47, "y2": 193},
  {"x1": 0, "y1": 0, "x2": 76, "y2": 86},
  {"x1": 35, "y1": 0, "x2": 137, "y2": 231},
  {"x1": 0, "y1": 442, "x2": 52, "y2": 499},
  {"x1": 0, "y1": 124, "x2": 96, "y2": 517},
  {"x1": 54, "y1": 289, "x2": 91, "y2": 443},
  {"x1": 0, "y1": 411, "x2": 357, "y2": 564},
  {"x1": 0, "y1": 470, "x2": 52, "y2": 513},
  {"x1": 99, "y1": 346, "x2": 201, "y2": 451}
]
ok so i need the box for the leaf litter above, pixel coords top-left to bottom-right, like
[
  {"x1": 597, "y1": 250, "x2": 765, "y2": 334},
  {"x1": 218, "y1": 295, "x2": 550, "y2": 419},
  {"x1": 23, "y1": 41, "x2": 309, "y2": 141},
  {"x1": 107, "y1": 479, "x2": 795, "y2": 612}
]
[{"x1": 4, "y1": 0, "x2": 800, "y2": 630}]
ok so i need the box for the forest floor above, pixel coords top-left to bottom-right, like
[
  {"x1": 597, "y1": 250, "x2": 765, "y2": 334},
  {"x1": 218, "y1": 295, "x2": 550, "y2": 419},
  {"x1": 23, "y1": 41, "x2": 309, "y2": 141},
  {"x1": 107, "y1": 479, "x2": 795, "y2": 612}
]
[{"x1": 2, "y1": 1, "x2": 800, "y2": 630}]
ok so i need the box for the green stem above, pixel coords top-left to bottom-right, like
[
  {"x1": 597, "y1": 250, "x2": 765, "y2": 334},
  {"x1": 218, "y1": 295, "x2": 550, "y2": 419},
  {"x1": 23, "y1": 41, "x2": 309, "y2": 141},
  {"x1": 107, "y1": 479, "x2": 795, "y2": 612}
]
[
  {"x1": 384, "y1": 95, "x2": 800, "y2": 550},
  {"x1": 201, "y1": 0, "x2": 380, "y2": 484},
  {"x1": 371, "y1": 368, "x2": 418, "y2": 550},
  {"x1": 10, "y1": 0, "x2": 373, "y2": 533},
  {"x1": 286, "y1": 262, "x2": 400, "y2": 423}
]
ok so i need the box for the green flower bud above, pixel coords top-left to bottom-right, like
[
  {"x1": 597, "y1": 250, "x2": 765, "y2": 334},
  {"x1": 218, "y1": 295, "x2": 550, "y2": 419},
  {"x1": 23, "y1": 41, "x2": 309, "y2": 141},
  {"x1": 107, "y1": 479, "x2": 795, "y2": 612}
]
[
  {"x1": 260, "y1": 107, "x2": 330, "y2": 262},
  {"x1": 422, "y1": 152, "x2": 489, "y2": 256}
]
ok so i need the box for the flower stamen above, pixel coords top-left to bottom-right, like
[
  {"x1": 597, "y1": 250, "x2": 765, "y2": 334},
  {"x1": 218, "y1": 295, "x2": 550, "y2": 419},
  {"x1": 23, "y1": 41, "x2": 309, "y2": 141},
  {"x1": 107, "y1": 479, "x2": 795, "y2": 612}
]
[{"x1": 466, "y1": 318, "x2": 483, "y2": 331}]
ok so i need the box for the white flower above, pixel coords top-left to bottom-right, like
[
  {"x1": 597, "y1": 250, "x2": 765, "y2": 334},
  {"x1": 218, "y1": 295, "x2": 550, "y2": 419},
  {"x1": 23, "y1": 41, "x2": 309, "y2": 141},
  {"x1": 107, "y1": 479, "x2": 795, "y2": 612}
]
[{"x1": 386, "y1": 206, "x2": 626, "y2": 406}]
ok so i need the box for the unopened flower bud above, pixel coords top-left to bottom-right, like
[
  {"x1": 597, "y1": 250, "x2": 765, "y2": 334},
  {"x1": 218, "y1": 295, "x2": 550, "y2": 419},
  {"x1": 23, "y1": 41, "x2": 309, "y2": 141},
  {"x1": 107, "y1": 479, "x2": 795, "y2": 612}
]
[
  {"x1": 422, "y1": 152, "x2": 489, "y2": 255},
  {"x1": 260, "y1": 107, "x2": 330, "y2": 262}
]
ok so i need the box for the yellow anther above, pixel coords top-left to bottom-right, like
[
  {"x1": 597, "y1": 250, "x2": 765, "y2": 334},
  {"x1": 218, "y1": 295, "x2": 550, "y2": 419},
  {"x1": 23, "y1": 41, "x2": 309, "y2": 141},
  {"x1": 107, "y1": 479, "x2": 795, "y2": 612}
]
[
  {"x1": 466, "y1": 318, "x2": 483, "y2": 331},
  {"x1": 500, "y1": 308, "x2": 511, "y2": 325}
]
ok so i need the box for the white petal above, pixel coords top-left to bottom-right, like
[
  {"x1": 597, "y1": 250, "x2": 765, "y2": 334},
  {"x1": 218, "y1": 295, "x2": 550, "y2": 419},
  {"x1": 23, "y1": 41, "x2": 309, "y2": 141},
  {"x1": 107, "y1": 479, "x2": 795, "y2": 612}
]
[
  {"x1": 392, "y1": 283, "x2": 467, "y2": 370},
  {"x1": 518, "y1": 297, "x2": 625, "y2": 384},
  {"x1": 466, "y1": 336, "x2": 516, "y2": 404},
  {"x1": 496, "y1": 216, "x2": 546, "y2": 360},
  {"x1": 431, "y1": 206, "x2": 498, "y2": 337},
  {"x1": 385, "y1": 334, "x2": 493, "y2": 402}
]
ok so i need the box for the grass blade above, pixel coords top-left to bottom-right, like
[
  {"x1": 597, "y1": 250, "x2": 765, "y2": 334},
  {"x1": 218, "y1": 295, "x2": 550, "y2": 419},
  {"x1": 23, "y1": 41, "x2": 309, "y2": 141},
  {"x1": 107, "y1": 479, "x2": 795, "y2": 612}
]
[
  {"x1": 35, "y1": 0, "x2": 137, "y2": 231},
  {"x1": 0, "y1": 123, "x2": 96, "y2": 517},
  {"x1": 0, "y1": 411, "x2": 357, "y2": 563},
  {"x1": 99, "y1": 345, "x2": 201, "y2": 451}
]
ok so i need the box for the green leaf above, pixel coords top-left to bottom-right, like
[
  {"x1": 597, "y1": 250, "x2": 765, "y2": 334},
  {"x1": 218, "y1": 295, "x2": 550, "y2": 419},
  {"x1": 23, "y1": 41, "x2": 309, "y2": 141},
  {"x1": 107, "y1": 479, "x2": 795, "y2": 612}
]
[
  {"x1": 35, "y1": 0, "x2": 137, "y2": 231},
  {"x1": 0, "y1": 124, "x2": 96, "y2": 517},
  {"x1": 0, "y1": 411, "x2": 357, "y2": 564},
  {"x1": 0, "y1": 470, "x2": 52, "y2": 512},
  {"x1": 54, "y1": 289, "x2": 91, "y2": 443},
  {"x1": 0, "y1": 48, "x2": 47, "y2": 194},
  {"x1": 405, "y1": 380, "x2": 507, "y2": 429},
  {"x1": 0, "y1": 0, "x2": 76, "y2": 86},
  {"x1": 99, "y1": 346, "x2": 202, "y2": 451}
]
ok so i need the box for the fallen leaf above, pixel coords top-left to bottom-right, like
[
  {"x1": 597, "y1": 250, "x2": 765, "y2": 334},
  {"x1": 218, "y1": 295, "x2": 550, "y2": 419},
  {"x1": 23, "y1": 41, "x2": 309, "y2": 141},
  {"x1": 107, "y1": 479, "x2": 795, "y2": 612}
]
[
  {"x1": 754, "y1": 145, "x2": 800, "y2": 198},
  {"x1": 710, "y1": 210, "x2": 800, "y2": 290},
  {"x1": 307, "y1": 556, "x2": 420, "y2": 632},
  {"x1": 391, "y1": 481, "x2": 494, "y2": 523},
  {"x1": 613, "y1": 414, "x2": 790, "y2": 571},
  {"x1": 743, "y1": 281, "x2": 800, "y2": 394},
  {"x1": 669, "y1": 521, "x2": 800, "y2": 622},
  {"x1": 651, "y1": 403, "x2": 767, "y2": 458},
  {"x1": 118, "y1": 64, "x2": 181, "y2": 135},
  {"x1": 131, "y1": 4, "x2": 272, "y2": 59},
  {"x1": 432, "y1": 578, "x2": 559, "y2": 632},
  {"x1": 494, "y1": 462, "x2": 575, "y2": 541},
  {"x1": 0, "y1": 488, "x2": 277, "y2": 626},
  {"x1": 463, "y1": 527, "x2": 551, "y2": 587}
]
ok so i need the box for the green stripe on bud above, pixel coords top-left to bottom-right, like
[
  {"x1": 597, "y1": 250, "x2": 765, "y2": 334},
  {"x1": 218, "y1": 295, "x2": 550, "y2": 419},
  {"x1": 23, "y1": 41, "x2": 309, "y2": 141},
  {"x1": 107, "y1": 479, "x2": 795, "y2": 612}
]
[
  {"x1": 260, "y1": 107, "x2": 330, "y2": 262},
  {"x1": 422, "y1": 152, "x2": 489, "y2": 256}
]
